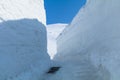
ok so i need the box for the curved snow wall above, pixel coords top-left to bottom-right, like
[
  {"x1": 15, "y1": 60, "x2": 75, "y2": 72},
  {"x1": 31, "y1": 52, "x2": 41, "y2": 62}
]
[
  {"x1": 0, "y1": 19, "x2": 50, "y2": 80},
  {"x1": 55, "y1": 0, "x2": 120, "y2": 80},
  {"x1": 0, "y1": 0, "x2": 46, "y2": 25}
]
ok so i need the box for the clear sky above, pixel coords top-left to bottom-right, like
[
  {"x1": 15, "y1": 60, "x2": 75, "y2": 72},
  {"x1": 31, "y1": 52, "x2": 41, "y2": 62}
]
[{"x1": 44, "y1": 0, "x2": 86, "y2": 24}]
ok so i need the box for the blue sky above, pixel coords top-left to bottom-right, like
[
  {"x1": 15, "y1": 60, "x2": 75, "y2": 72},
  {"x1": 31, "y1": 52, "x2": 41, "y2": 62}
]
[{"x1": 44, "y1": 0, "x2": 86, "y2": 24}]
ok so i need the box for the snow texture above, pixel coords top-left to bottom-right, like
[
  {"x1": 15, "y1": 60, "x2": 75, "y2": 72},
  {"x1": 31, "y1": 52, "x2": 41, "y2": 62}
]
[
  {"x1": 0, "y1": 0, "x2": 46, "y2": 25},
  {"x1": 0, "y1": 19, "x2": 50, "y2": 80},
  {"x1": 54, "y1": 0, "x2": 120, "y2": 80},
  {"x1": 47, "y1": 24, "x2": 67, "y2": 59}
]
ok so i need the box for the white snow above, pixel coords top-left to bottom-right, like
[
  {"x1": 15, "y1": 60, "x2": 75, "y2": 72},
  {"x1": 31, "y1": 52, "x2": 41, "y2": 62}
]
[
  {"x1": 0, "y1": 19, "x2": 50, "y2": 80},
  {"x1": 1, "y1": 0, "x2": 120, "y2": 80},
  {"x1": 0, "y1": 0, "x2": 46, "y2": 25},
  {"x1": 47, "y1": 23, "x2": 67, "y2": 59},
  {"x1": 54, "y1": 0, "x2": 120, "y2": 80}
]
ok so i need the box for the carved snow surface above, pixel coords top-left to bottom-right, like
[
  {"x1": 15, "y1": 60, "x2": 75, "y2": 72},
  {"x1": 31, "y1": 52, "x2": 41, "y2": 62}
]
[
  {"x1": 54, "y1": 0, "x2": 120, "y2": 80},
  {"x1": 0, "y1": 19, "x2": 50, "y2": 80}
]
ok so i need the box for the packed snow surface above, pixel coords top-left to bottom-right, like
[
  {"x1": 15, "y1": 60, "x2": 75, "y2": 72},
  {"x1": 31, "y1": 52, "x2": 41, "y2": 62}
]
[
  {"x1": 47, "y1": 23, "x2": 67, "y2": 59},
  {"x1": 0, "y1": 19, "x2": 50, "y2": 80},
  {"x1": 54, "y1": 0, "x2": 120, "y2": 80},
  {"x1": 0, "y1": 0, "x2": 46, "y2": 24}
]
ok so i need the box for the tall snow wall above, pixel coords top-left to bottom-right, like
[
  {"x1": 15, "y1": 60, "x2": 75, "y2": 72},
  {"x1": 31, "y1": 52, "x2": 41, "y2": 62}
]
[
  {"x1": 54, "y1": 0, "x2": 120, "y2": 80},
  {"x1": 0, "y1": 19, "x2": 50, "y2": 80}
]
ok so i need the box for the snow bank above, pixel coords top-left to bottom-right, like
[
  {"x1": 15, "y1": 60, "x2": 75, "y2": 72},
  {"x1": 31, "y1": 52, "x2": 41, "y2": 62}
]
[
  {"x1": 0, "y1": 0, "x2": 46, "y2": 25},
  {"x1": 0, "y1": 19, "x2": 50, "y2": 80},
  {"x1": 54, "y1": 0, "x2": 120, "y2": 80},
  {"x1": 47, "y1": 24, "x2": 67, "y2": 59}
]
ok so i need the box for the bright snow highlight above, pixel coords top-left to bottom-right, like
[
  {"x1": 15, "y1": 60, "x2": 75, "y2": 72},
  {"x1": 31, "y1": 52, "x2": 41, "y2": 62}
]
[
  {"x1": 47, "y1": 24, "x2": 67, "y2": 59},
  {"x1": 0, "y1": 0, "x2": 46, "y2": 25}
]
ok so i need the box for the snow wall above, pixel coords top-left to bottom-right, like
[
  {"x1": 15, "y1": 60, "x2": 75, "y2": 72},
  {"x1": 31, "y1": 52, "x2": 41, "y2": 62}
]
[
  {"x1": 54, "y1": 0, "x2": 120, "y2": 80},
  {"x1": 0, "y1": 19, "x2": 50, "y2": 80},
  {"x1": 0, "y1": 0, "x2": 46, "y2": 25}
]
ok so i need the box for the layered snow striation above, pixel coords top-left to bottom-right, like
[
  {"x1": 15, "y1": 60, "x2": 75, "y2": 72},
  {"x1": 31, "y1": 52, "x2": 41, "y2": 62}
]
[
  {"x1": 0, "y1": 19, "x2": 50, "y2": 80},
  {"x1": 0, "y1": 0, "x2": 46, "y2": 25},
  {"x1": 54, "y1": 0, "x2": 120, "y2": 80},
  {"x1": 47, "y1": 24, "x2": 67, "y2": 59}
]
